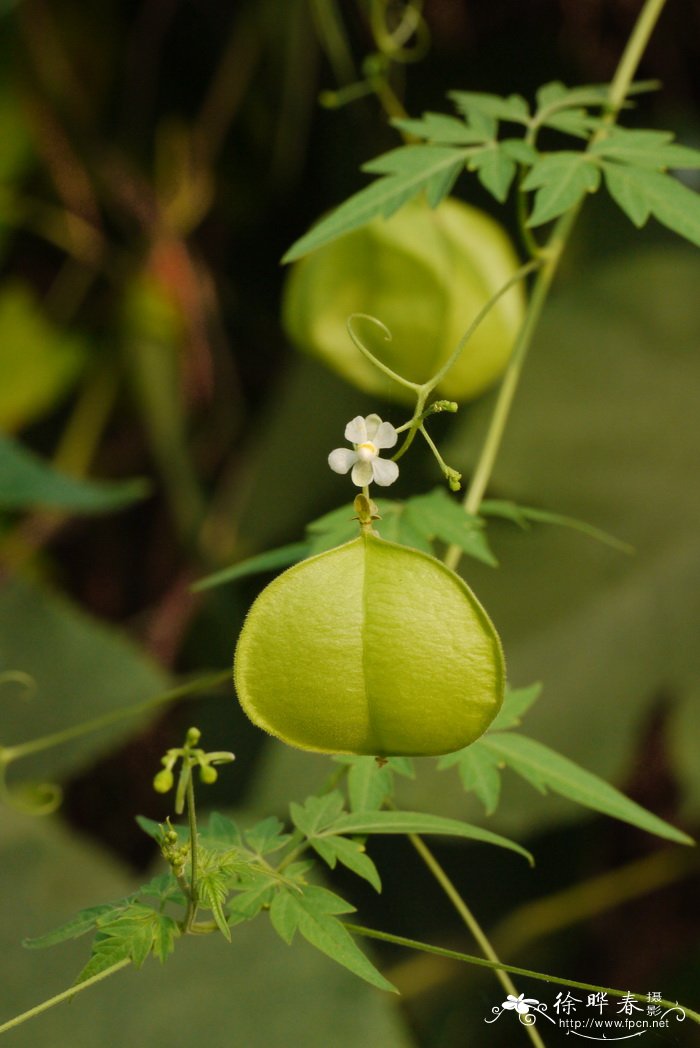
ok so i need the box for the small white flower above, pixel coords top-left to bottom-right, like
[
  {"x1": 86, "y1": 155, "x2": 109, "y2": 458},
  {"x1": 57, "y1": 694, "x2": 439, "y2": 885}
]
[
  {"x1": 502, "y1": 994, "x2": 539, "y2": 1015},
  {"x1": 328, "y1": 414, "x2": 399, "y2": 488}
]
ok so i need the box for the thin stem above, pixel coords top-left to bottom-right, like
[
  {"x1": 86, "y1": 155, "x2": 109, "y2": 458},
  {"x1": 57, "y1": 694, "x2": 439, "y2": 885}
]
[
  {"x1": 0, "y1": 959, "x2": 132, "y2": 1036},
  {"x1": 424, "y1": 259, "x2": 541, "y2": 395},
  {"x1": 184, "y1": 772, "x2": 199, "y2": 931},
  {"x1": 445, "y1": 0, "x2": 668, "y2": 572},
  {"x1": 606, "y1": 0, "x2": 667, "y2": 116},
  {"x1": 407, "y1": 833, "x2": 546, "y2": 1048},
  {"x1": 345, "y1": 923, "x2": 700, "y2": 1025},
  {"x1": 1, "y1": 670, "x2": 230, "y2": 765}
]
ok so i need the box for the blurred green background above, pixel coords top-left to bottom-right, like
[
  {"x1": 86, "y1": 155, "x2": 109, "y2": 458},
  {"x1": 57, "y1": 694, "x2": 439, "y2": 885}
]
[{"x1": 1, "y1": 1, "x2": 699, "y2": 1045}]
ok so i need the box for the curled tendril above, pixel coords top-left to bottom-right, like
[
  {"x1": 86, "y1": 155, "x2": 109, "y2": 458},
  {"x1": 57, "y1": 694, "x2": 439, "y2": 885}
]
[
  {"x1": 0, "y1": 771, "x2": 63, "y2": 816},
  {"x1": 0, "y1": 670, "x2": 37, "y2": 703},
  {"x1": 370, "y1": 0, "x2": 430, "y2": 63},
  {"x1": 346, "y1": 313, "x2": 421, "y2": 392}
]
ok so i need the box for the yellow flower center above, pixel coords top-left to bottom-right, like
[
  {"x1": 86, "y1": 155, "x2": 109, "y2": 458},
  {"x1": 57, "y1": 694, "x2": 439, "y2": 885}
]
[{"x1": 356, "y1": 441, "x2": 378, "y2": 462}]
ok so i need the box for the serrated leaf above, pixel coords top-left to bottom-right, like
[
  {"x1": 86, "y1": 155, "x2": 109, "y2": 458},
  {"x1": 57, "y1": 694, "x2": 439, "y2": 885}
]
[
  {"x1": 345, "y1": 756, "x2": 395, "y2": 812},
  {"x1": 500, "y1": 138, "x2": 539, "y2": 165},
  {"x1": 482, "y1": 733, "x2": 694, "y2": 845},
  {"x1": 591, "y1": 128, "x2": 700, "y2": 170},
  {"x1": 437, "y1": 745, "x2": 503, "y2": 814},
  {"x1": 138, "y1": 873, "x2": 185, "y2": 906},
  {"x1": 391, "y1": 513, "x2": 433, "y2": 554},
  {"x1": 151, "y1": 914, "x2": 180, "y2": 963},
  {"x1": 523, "y1": 153, "x2": 601, "y2": 226},
  {"x1": 228, "y1": 872, "x2": 277, "y2": 926},
  {"x1": 74, "y1": 935, "x2": 132, "y2": 985},
  {"x1": 311, "y1": 836, "x2": 382, "y2": 892},
  {"x1": 467, "y1": 145, "x2": 517, "y2": 202},
  {"x1": 404, "y1": 488, "x2": 497, "y2": 566},
  {"x1": 541, "y1": 110, "x2": 604, "y2": 139},
  {"x1": 92, "y1": 904, "x2": 158, "y2": 971},
  {"x1": 202, "y1": 812, "x2": 243, "y2": 850},
  {"x1": 392, "y1": 112, "x2": 487, "y2": 145},
  {"x1": 535, "y1": 81, "x2": 608, "y2": 112},
  {"x1": 198, "y1": 871, "x2": 232, "y2": 941},
  {"x1": 283, "y1": 147, "x2": 470, "y2": 262},
  {"x1": 449, "y1": 90, "x2": 529, "y2": 124},
  {"x1": 278, "y1": 885, "x2": 396, "y2": 992},
  {"x1": 23, "y1": 901, "x2": 129, "y2": 950},
  {"x1": 325, "y1": 810, "x2": 532, "y2": 863},
  {"x1": 603, "y1": 164, "x2": 652, "y2": 226},
  {"x1": 0, "y1": 432, "x2": 148, "y2": 513},
  {"x1": 191, "y1": 542, "x2": 309, "y2": 592},
  {"x1": 601, "y1": 165, "x2": 700, "y2": 247},
  {"x1": 290, "y1": 791, "x2": 346, "y2": 836},
  {"x1": 488, "y1": 683, "x2": 543, "y2": 731},
  {"x1": 244, "y1": 816, "x2": 290, "y2": 856},
  {"x1": 269, "y1": 889, "x2": 299, "y2": 944}
]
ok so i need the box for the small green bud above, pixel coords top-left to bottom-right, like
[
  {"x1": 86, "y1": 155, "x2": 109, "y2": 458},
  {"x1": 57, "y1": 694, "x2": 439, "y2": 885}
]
[
  {"x1": 185, "y1": 726, "x2": 201, "y2": 747},
  {"x1": 199, "y1": 764, "x2": 218, "y2": 785},
  {"x1": 446, "y1": 468, "x2": 462, "y2": 492},
  {"x1": 153, "y1": 769, "x2": 174, "y2": 793}
]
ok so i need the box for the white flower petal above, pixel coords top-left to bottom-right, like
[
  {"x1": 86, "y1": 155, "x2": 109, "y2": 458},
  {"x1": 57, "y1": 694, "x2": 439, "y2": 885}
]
[
  {"x1": 351, "y1": 460, "x2": 373, "y2": 486},
  {"x1": 345, "y1": 416, "x2": 367, "y2": 444},
  {"x1": 373, "y1": 421, "x2": 398, "y2": 449},
  {"x1": 371, "y1": 457, "x2": 399, "y2": 486},
  {"x1": 363, "y1": 413, "x2": 383, "y2": 440},
  {"x1": 328, "y1": 448, "x2": 357, "y2": 475}
]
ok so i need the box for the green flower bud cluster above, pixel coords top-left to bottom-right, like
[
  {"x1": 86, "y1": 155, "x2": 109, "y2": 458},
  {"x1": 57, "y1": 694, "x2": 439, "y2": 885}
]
[
  {"x1": 160, "y1": 820, "x2": 190, "y2": 879},
  {"x1": 152, "y1": 726, "x2": 235, "y2": 811}
]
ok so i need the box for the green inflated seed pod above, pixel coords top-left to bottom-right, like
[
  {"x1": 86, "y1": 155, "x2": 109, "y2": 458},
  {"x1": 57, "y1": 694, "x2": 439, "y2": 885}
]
[
  {"x1": 233, "y1": 533, "x2": 505, "y2": 757},
  {"x1": 282, "y1": 196, "x2": 524, "y2": 405}
]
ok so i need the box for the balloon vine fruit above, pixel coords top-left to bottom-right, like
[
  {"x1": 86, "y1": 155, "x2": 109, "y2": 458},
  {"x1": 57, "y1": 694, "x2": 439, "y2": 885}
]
[
  {"x1": 233, "y1": 533, "x2": 505, "y2": 757},
  {"x1": 282, "y1": 196, "x2": 524, "y2": 404}
]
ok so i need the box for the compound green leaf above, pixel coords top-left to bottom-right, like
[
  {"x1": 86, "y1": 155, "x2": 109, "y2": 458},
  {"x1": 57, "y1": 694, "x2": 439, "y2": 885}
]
[
  {"x1": 278, "y1": 885, "x2": 396, "y2": 993},
  {"x1": 482, "y1": 733, "x2": 693, "y2": 845},
  {"x1": 392, "y1": 112, "x2": 487, "y2": 145},
  {"x1": 283, "y1": 147, "x2": 470, "y2": 262},
  {"x1": 437, "y1": 745, "x2": 503, "y2": 814},
  {"x1": 523, "y1": 153, "x2": 600, "y2": 226}
]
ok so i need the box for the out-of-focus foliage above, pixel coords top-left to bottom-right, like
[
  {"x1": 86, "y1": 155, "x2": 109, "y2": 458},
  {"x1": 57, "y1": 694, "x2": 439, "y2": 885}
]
[{"x1": 0, "y1": 0, "x2": 698, "y2": 1044}]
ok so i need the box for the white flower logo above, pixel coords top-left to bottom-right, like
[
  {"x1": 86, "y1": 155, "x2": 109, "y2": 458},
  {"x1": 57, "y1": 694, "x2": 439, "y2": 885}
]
[
  {"x1": 502, "y1": 993, "x2": 540, "y2": 1015},
  {"x1": 328, "y1": 414, "x2": 399, "y2": 488}
]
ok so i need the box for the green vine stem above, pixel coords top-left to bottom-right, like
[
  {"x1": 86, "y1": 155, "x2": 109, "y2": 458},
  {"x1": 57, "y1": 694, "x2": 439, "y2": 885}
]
[
  {"x1": 345, "y1": 923, "x2": 700, "y2": 1025},
  {"x1": 407, "y1": 831, "x2": 546, "y2": 1048},
  {"x1": 0, "y1": 670, "x2": 230, "y2": 815},
  {"x1": 0, "y1": 959, "x2": 132, "y2": 1037},
  {"x1": 444, "y1": 0, "x2": 669, "y2": 569},
  {"x1": 183, "y1": 772, "x2": 200, "y2": 932}
]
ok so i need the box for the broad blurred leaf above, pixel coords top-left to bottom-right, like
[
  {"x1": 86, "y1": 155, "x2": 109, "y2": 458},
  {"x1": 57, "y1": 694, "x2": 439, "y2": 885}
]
[
  {"x1": 0, "y1": 432, "x2": 148, "y2": 512},
  {"x1": 0, "y1": 811, "x2": 416, "y2": 1046},
  {"x1": 0, "y1": 576, "x2": 171, "y2": 786},
  {"x1": 0, "y1": 284, "x2": 87, "y2": 431}
]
